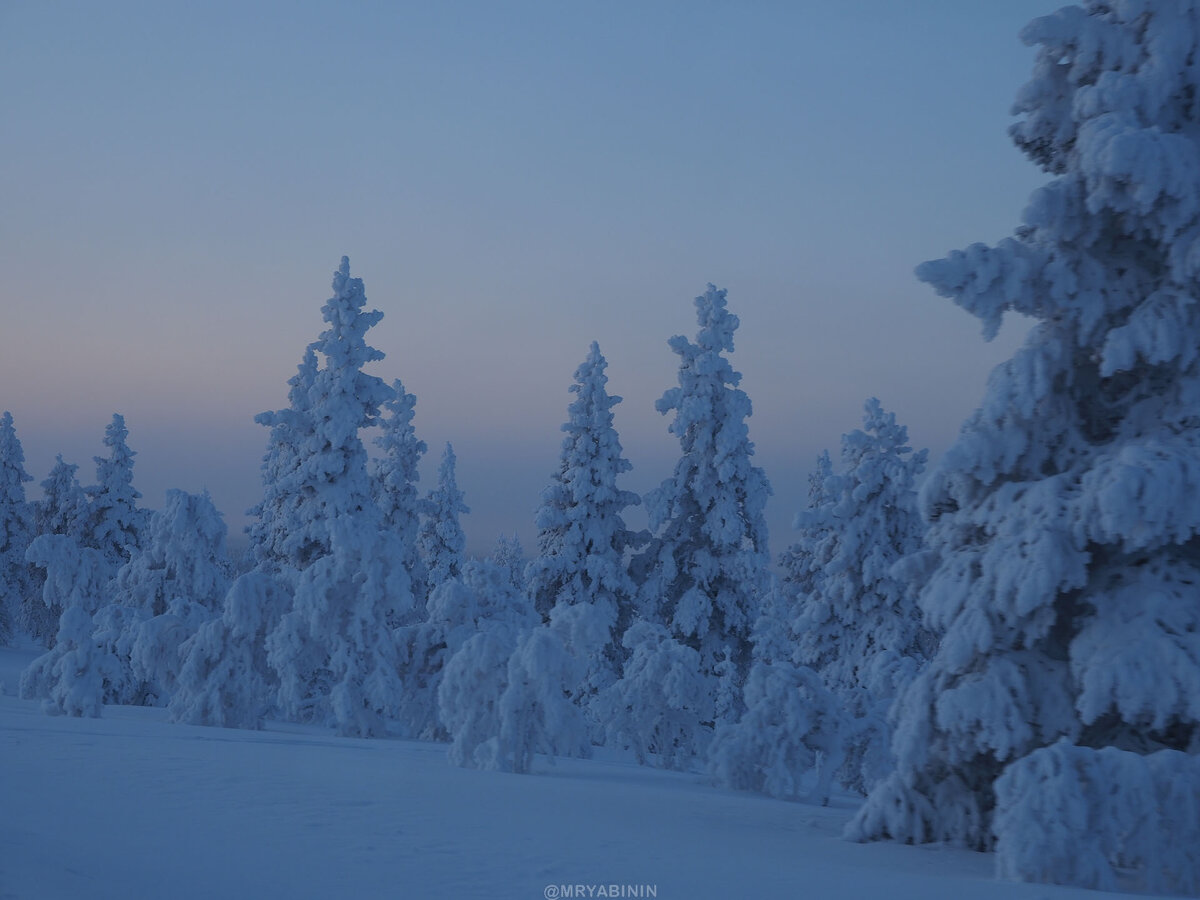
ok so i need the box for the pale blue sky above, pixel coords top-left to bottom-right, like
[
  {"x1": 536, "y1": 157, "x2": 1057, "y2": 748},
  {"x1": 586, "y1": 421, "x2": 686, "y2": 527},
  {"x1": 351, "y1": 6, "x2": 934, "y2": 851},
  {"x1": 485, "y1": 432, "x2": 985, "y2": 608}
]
[{"x1": 1, "y1": 1, "x2": 1053, "y2": 555}]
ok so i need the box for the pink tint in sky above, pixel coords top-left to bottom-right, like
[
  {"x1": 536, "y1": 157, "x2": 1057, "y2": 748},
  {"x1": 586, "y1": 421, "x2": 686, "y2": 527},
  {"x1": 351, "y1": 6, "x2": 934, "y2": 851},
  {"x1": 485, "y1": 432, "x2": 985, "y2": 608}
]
[{"x1": 1, "y1": 1, "x2": 1051, "y2": 555}]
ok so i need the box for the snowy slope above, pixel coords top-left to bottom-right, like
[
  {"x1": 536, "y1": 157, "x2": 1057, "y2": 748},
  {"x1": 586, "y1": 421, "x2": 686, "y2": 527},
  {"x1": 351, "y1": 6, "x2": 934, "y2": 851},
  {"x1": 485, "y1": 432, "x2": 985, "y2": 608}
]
[{"x1": 0, "y1": 648, "x2": 1150, "y2": 900}]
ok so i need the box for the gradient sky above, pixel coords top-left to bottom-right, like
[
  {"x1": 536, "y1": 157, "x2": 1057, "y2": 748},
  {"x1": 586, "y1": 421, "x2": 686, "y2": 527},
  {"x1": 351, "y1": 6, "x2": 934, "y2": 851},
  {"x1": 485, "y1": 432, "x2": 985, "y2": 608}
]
[{"x1": 2, "y1": 1, "x2": 1055, "y2": 557}]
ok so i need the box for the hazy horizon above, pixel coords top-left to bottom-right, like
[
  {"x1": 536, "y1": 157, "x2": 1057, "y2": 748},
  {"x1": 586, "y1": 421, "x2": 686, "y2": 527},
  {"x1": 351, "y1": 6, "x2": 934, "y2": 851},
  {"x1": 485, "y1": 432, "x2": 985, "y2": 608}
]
[{"x1": 2, "y1": 1, "x2": 1052, "y2": 557}]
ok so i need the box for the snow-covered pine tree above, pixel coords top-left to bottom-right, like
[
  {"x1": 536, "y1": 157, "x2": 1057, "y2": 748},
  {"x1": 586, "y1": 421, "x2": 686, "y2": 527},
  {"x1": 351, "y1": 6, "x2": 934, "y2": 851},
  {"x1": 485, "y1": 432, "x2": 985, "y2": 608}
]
[
  {"x1": 108, "y1": 490, "x2": 232, "y2": 705},
  {"x1": 20, "y1": 535, "x2": 120, "y2": 717},
  {"x1": 169, "y1": 571, "x2": 293, "y2": 729},
  {"x1": 624, "y1": 285, "x2": 771, "y2": 758},
  {"x1": 419, "y1": 442, "x2": 469, "y2": 594},
  {"x1": 0, "y1": 411, "x2": 34, "y2": 646},
  {"x1": 265, "y1": 257, "x2": 412, "y2": 737},
  {"x1": 526, "y1": 342, "x2": 643, "y2": 703},
  {"x1": 86, "y1": 414, "x2": 144, "y2": 571},
  {"x1": 784, "y1": 399, "x2": 931, "y2": 793},
  {"x1": 373, "y1": 378, "x2": 428, "y2": 616},
  {"x1": 248, "y1": 348, "x2": 319, "y2": 573},
  {"x1": 849, "y1": 5, "x2": 1200, "y2": 890}
]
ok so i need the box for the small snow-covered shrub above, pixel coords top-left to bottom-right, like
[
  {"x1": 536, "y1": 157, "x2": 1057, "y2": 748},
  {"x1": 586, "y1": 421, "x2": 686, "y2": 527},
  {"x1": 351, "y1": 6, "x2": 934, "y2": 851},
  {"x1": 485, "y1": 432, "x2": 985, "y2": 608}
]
[
  {"x1": 994, "y1": 740, "x2": 1200, "y2": 895},
  {"x1": 497, "y1": 626, "x2": 591, "y2": 774},
  {"x1": 601, "y1": 622, "x2": 715, "y2": 770},
  {"x1": 708, "y1": 661, "x2": 846, "y2": 805},
  {"x1": 399, "y1": 559, "x2": 534, "y2": 741},
  {"x1": 169, "y1": 572, "x2": 292, "y2": 729},
  {"x1": 439, "y1": 628, "x2": 519, "y2": 770}
]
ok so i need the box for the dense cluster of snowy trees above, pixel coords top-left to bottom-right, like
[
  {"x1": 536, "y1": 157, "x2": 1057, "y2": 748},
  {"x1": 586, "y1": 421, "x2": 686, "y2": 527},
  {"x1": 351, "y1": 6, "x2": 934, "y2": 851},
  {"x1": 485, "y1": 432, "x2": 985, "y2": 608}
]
[{"x1": 5, "y1": 1, "x2": 1200, "y2": 892}]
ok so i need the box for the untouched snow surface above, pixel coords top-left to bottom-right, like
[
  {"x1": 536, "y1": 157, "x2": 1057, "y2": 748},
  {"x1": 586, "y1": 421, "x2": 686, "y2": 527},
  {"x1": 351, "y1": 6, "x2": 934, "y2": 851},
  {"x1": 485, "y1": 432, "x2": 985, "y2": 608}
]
[{"x1": 0, "y1": 648, "x2": 1149, "y2": 899}]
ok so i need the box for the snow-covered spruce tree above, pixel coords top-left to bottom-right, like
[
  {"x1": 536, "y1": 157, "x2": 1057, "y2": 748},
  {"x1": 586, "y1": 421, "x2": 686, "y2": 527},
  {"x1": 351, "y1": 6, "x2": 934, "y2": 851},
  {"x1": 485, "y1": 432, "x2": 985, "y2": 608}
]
[
  {"x1": 639, "y1": 286, "x2": 772, "y2": 680},
  {"x1": 490, "y1": 533, "x2": 527, "y2": 596},
  {"x1": 777, "y1": 450, "x2": 836, "y2": 612},
  {"x1": 849, "y1": 4, "x2": 1200, "y2": 889},
  {"x1": 618, "y1": 285, "x2": 771, "y2": 765},
  {"x1": 435, "y1": 559, "x2": 538, "y2": 766},
  {"x1": 526, "y1": 342, "x2": 643, "y2": 701},
  {"x1": 0, "y1": 411, "x2": 34, "y2": 646},
  {"x1": 784, "y1": 399, "x2": 932, "y2": 794},
  {"x1": 108, "y1": 490, "x2": 232, "y2": 705},
  {"x1": 34, "y1": 456, "x2": 90, "y2": 541},
  {"x1": 248, "y1": 347, "x2": 319, "y2": 573},
  {"x1": 85, "y1": 413, "x2": 144, "y2": 570},
  {"x1": 265, "y1": 257, "x2": 412, "y2": 737},
  {"x1": 373, "y1": 378, "x2": 428, "y2": 617},
  {"x1": 169, "y1": 571, "x2": 293, "y2": 729},
  {"x1": 419, "y1": 442, "x2": 469, "y2": 594},
  {"x1": 705, "y1": 574, "x2": 848, "y2": 805},
  {"x1": 27, "y1": 456, "x2": 91, "y2": 646},
  {"x1": 20, "y1": 535, "x2": 120, "y2": 717}
]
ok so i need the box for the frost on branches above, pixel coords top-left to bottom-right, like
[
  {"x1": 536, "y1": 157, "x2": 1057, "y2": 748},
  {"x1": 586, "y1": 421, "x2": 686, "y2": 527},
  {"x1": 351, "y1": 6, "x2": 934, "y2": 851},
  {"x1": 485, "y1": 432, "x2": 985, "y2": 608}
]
[
  {"x1": 849, "y1": 4, "x2": 1200, "y2": 888},
  {"x1": 20, "y1": 535, "x2": 119, "y2": 717},
  {"x1": 630, "y1": 285, "x2": 771, "y2": 739},
  {"x1": 264, "y1": 258, "x2": 413, "y2": 737},
  {"x1": 0, "y1": 411, "x2": 34, "y2": 646},
  {"x1": 86, "y1": 414, "x2": 144, "y2": 570},
  {"x1": 419, "y1": 442, "x2": 469, "y2": 594},
  {"x1": 526, "y1": 342, "x2": 643, "y2": 701},
  {"x1": 373, "y1": 378, "x2": 428, "y2": 615},
  {"x1": 783, "y1": 399, "x2": 931, "y2": 794}
]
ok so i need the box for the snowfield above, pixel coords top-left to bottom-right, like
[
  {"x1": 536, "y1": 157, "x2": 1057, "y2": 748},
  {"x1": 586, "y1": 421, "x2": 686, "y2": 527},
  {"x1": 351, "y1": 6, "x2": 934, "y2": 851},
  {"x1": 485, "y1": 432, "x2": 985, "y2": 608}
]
[{"x1": 0, "y1": 648, "x2": 1149, "y2": 900}]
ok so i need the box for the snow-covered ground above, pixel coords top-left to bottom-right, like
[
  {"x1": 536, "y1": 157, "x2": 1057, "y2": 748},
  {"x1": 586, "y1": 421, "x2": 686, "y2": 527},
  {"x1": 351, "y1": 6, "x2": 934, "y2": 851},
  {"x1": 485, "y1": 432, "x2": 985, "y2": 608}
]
[{"x1": 0, "y1": 648, "x2": 1148, "y2": 900}]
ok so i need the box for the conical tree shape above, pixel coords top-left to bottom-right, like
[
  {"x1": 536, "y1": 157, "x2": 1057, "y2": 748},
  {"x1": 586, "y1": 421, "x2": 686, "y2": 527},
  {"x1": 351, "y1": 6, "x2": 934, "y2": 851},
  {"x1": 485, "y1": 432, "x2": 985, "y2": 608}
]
[
  {"x1": 527, "y1": 342, "x2": 642, "y2": 688},
  {"x1": 419, "y1": 443, "x2": 469, "y2": 594},
  {"x1": 637, "y1": 285, "x2": 772, "y2": 688},
  {"x1": 850, "y1": 4, "x2": 1200, "y2": 878},
  {"x1": 86, "y1": 414, "x2": 143, "y2": 570},
  {"x1": 0, "y1": 411, "x2": 33, "y2": 644}
]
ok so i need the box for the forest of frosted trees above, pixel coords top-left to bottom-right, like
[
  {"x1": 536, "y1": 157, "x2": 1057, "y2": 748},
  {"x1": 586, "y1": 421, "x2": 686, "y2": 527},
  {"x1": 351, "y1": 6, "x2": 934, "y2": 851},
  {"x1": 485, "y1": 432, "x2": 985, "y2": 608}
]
[{"x1": 3, "y1": 1, "x2": 1200, "y2": 894}]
